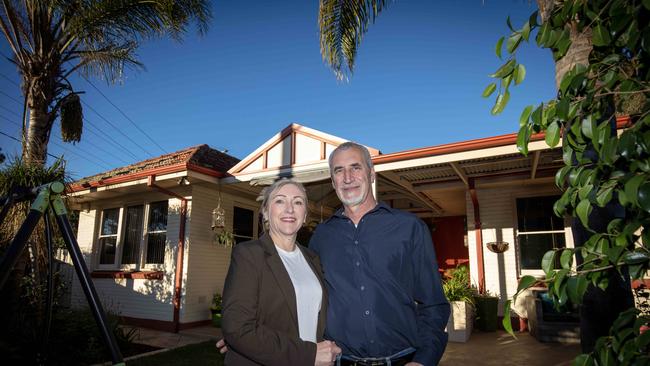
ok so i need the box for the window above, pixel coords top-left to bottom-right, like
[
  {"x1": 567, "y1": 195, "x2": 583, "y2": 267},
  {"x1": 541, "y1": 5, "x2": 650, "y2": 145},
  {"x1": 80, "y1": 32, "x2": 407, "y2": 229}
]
[
  {"x1": 96, "y1": 200, "x2": 168, "y2": 268},
  {"x1": 516, "y1": 196, "x2": 566, "y2": 270},
  {"x1": 98, "y1": 208, "x2": 120, "y2": 265},
  {"x1": 233, "y1": 206, "x2": 254, "y2": 244}
]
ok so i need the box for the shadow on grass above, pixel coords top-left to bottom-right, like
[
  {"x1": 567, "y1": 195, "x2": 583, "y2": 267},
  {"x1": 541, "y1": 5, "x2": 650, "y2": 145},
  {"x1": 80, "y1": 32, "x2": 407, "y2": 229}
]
[{"x1": 127, "y1": 341, "x2": 224, "y2": 366}]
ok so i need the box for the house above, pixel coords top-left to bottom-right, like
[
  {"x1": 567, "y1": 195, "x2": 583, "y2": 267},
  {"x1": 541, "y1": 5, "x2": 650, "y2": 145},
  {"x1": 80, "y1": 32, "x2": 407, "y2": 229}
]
[{"x1": 66, "y1": 121, "x2": 629, "y2": 331}]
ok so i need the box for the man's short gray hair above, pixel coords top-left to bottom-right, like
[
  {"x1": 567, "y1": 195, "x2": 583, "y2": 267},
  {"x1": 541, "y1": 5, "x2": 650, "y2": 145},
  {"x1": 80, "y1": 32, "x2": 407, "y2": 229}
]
[{"x1": 328, "y1": 142, "x2": 374, "y2": 174}]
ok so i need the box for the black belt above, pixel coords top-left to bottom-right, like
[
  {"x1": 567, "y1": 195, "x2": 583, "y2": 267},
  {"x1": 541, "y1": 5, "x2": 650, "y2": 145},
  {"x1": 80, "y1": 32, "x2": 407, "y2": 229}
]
[{"x1": 338, "y1": 352, "x2": 415, "y2": 366}]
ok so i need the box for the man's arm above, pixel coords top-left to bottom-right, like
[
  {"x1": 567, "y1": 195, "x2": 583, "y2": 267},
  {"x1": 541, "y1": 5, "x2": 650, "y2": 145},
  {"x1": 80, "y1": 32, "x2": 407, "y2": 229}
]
[{"x1": 410, "y1": 219, "x2": 451, "y2": 365}]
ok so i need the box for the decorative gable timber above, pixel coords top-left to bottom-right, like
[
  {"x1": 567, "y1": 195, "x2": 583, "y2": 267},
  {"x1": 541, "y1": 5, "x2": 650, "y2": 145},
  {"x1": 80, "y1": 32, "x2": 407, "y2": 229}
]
[{"x1": 227, "y1": 123, "x2": 379, "y2": 183}]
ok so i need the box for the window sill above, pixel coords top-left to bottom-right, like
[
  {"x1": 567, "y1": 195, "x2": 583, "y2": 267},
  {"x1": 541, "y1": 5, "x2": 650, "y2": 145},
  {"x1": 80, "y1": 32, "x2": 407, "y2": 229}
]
[{"x1": 91, "y1": 270, "x2": 164, "y2": 280}]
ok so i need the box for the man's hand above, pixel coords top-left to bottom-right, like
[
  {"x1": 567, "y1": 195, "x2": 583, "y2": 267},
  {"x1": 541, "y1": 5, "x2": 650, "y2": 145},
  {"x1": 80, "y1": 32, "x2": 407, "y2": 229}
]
[
  {"x1": 405, "y1": 363, "x2": 423, "y2": 366},
  {"x1": 215, "y1": 338, "x2": 228, "y2": 354},
  {"x1": 314, "y1": 340, "x2": 341, "y2": 366}
]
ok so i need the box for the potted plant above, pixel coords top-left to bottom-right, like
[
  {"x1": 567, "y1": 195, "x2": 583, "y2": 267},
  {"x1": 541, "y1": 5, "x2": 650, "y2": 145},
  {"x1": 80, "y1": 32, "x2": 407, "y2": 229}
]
[
  {"x1": 210, "y1": 292, "x2": 223, "y2": 327},
  {"x1": 442, "y1": 265, "x2": 476, "y2": 342},
  {"x1": 474, "y1": 290, "x2": 499, "y2": 332}
]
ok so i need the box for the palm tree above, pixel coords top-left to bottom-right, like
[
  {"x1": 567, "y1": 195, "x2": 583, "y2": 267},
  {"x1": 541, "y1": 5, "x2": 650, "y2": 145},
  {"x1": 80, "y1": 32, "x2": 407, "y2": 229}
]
[
  {"x1": 0, "y1": 0, "x2": 212, "y2": 166},
  {"x1": 318, "y1": 0, "x2": 388, "y2": 81}
]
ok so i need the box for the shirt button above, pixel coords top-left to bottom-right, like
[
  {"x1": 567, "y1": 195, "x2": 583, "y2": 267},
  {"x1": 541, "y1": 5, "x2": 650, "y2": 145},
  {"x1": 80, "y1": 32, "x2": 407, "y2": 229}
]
[
  {"x1": 355, "y1": 261, "x2": 360, "y2": 266},
  {"x1": 354, "y1": 240, "x2": 358, "y2": 244},
  {"x1": 370, "y1": 340, "x2": 375, "y2": 344},
  {"x1": 360, "y1": 285, "x2": 365, "y2": 291},
  {"x1": 364, "y1": 310, "x2": 370, "y2": 315}
]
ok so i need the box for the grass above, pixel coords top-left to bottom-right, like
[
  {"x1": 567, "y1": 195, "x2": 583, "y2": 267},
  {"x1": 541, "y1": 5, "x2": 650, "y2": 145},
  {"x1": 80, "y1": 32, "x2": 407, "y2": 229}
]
[{"x1": 127, "y1": 341, "x2": 224, "y2": 366}]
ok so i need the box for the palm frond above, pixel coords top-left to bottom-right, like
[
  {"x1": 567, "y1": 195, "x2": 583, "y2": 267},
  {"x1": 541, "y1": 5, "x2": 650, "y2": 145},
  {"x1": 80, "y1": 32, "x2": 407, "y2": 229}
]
[
  {"x1": 67, "y1": 41, "x2": 143, "y2": 82},
  {"x1": 319, "y1": 0, "x2": 388, "y2": 81}
]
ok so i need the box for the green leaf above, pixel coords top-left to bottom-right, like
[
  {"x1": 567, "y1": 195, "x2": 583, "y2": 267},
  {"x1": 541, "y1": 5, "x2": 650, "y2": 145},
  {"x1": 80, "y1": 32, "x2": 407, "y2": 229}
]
[
  {"x1": 596, "y1": 186, "x2": 614, "y2": 207},
  {"x1": 566, "y1": 277, "x2": 579, "y2": 304},
  {"x1": 542, "y1": 250, "x2": 556, "y2": 277},
  {"x1": 516, "y1": 275, "x2": 537, "y2": 294},
  {"x1": 519, "y1": 105, "x2": 533, "y2": 127},
  {"x1": 578, "y1": 184, "x2": 593, "y2": 201},
  {"x1": 573, "y1": 354, "x2": 594, "y2": 366},
  {"x1": 507, "y1": 33, "x2": 523, "y2": 54},
  {"x1": 606, "y1": 245, "x2": 624, "y2": 264},
  {"x1": 521, "y1": 21, "x2": 531, "y2": 41},
  {"x1": 537, "y1": 22, "x2": 551, "y2": 46},
  {"x1": 516, "y1": 124, "x2": 531, "y2": 156},
  {"x1": 514, "y1": 64, "x2": 526, "y2": 85},
  {"x1": 644, "y1": 0, "x2": 650, "y2": 10},
  {"x1": 622, "y1": 251, "x2": 649, "y2": 265},
  {"x1": 593, "y1": 24, "x2": 612, "y2": 46},
  {"x1": 638, "y1": 183, "x2": 650, "y2": 213},
  {"x1": 624, "y1": 175, "x2": 645, "y2": 208},
  {"x1": 554, "y1": 269, "x2": 569, "y2": 296},
  {"x1": 482, "y1": 83, "x2": 497, "y2": 98},
  {"x1": 576, "y1": 199, "x2": 592, "y2": 229},
  {"x1": 491, "y1": 90, "x2": 510, "y2": 115},
  {"x1": 545, "y1": 121, "x2": 561, "y2": 147},
  {"x1": 506, "y1": 16, "x2": 514, "y2": 32},
  {"x1": 502, "y1": 300, "x2": 514, "y2": 336},
  {"x1": 556, "y1": 98, "x2": 569, "y2": 120},
  {"x1": 495, "y1": 36, "x2": 504, "y2": 59},
  {"x1": 555, "y1": 166, "x2": 571, "y2": 187},
  {"x1": 581, "y1": 116, "x2": 596, "y2": 140},
  {"x1": 489, "y1": 59, "x2": 516, "y2": 78},
  {"x1": 560, "y1": 249, "x2": 573, "y2": 269}
]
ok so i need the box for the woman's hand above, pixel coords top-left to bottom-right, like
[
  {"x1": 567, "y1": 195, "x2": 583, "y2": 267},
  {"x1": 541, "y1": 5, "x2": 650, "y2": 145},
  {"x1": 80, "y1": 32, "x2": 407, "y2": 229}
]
[
  {"x1": 314, "y1": 340, "x2": 341, "y2": 366},
  {"x1": 215, "y1": 338, "x2": 228, "y2": 354}
]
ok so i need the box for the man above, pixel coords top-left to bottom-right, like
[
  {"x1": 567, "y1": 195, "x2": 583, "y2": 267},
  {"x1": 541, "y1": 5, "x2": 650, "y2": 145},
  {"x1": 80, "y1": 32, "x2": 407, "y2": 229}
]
[
  {"x1": 218, "y1": 142, "x2": 449, "y2": 365},
  {"x1": 309, "y1": 142, "x2": 449, "y2": 366}
]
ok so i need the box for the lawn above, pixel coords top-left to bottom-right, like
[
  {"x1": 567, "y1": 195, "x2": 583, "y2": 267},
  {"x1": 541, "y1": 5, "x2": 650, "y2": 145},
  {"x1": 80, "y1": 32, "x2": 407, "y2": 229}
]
[{"x1": 127, "y1": 341, "x2": 224, "y2": 366}]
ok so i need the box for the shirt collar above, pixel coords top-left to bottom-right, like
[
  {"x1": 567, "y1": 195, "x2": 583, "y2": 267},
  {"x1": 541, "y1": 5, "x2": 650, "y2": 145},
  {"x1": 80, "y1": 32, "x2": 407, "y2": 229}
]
[{"x1": 330, "y1": 201, "x2": 393, "y2": 221}]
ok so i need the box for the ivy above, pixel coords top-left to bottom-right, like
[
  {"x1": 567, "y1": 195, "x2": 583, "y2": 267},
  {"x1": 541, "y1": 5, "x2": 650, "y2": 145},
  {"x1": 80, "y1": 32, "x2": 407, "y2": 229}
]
[{"x1": 486, "y1": 1, "x2": 650, "y2": 364}]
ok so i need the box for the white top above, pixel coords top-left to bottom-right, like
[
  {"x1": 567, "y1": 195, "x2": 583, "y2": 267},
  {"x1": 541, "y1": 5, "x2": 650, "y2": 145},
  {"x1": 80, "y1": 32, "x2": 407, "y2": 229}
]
[{"x1": 275, "y1": 245, "x2": 323, "y2": 343}]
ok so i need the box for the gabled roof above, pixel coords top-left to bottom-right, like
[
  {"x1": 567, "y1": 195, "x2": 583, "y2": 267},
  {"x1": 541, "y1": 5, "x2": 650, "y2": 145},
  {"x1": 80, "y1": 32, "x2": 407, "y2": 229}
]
[
  {"x1": 228, "y1": 123, "x2": 380, "y2": 177},
  {"x1": 70, "y1": 144, "x2": 239, "y2": 191}
]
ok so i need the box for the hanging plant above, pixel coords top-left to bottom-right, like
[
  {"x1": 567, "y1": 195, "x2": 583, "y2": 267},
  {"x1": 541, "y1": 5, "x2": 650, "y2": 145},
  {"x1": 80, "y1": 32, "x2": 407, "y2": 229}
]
[{"x1": 215, "y1": 229, "x2": 234, "y2": 247}]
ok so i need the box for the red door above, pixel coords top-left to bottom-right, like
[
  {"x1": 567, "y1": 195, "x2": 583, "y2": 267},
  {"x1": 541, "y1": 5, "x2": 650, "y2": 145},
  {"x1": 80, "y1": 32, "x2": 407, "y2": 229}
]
[{"x1": 430, "y1": 216, "x2": 469, "y2": 272}]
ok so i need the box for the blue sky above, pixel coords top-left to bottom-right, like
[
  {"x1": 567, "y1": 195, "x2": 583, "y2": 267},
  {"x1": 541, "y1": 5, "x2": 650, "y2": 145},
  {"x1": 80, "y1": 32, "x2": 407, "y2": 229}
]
[{"x1": 0, "y1": 0, "x2": 556, "y2": 180}]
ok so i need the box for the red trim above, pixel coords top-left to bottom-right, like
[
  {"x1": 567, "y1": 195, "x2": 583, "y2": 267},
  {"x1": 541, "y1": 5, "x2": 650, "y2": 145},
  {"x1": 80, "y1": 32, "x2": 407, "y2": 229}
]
[
  {"x1": 291, "y1": 131, "x2": 297, "y2": 165},
  {"x1": 91, "y1": 271, "x2": 164, "y2": 280},
  {"x1": 119, "y1": 316, "x2": 211, "y2": 332},
  {"x1": 632, "y1": 279, "x2": 650, "y2": 289},
  {"x1": 469, "y1": 178, "x2": 486, "y2": 294},
  {"x1": 68, "y1": 162, "x2": 223, "y2": 193},
  {"x1": 373, "y1": 116, "x2": 631, "y2": 165},
  {"x1": 147, "y1": 175, "x2": 188, "y2": 333}
]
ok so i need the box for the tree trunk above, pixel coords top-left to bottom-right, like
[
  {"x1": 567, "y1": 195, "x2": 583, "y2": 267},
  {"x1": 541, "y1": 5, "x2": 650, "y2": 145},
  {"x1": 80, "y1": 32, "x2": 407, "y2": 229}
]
[{"x1": 23, "y1": 97, "x2": 53, "y2": 167}]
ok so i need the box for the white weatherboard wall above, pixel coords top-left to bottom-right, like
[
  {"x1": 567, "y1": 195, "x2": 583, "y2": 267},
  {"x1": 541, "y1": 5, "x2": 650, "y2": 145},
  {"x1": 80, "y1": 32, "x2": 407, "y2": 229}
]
[
  {"x1": 70, "y1": 191, "x2": 189, "y2": 322},
  {"x1": 181, "y1": 184, "x2": 259, "y2": 323},
  {"x1": 466, "y1": 182, "x2": 572, "y2": 316}
]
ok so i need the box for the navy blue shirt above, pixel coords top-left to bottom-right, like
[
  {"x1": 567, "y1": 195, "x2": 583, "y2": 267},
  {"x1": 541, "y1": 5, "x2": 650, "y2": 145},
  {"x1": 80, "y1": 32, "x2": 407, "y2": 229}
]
[{"x1": 310, "y1": 202, "x2": 450, "y2": 365}]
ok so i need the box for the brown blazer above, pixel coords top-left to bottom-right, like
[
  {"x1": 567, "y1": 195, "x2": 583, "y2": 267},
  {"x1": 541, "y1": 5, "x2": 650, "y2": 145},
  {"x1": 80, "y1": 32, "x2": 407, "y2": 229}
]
[{"x1": 222, "y1": 234, "x2": 328, "y2": 366}]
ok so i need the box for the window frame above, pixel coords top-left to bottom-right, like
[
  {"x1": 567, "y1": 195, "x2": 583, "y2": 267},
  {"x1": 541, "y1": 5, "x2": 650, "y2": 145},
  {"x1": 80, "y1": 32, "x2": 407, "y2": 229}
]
[
  {"x1": 232, "y1": 202, "x2": 258, "y2": 245},
  {"x1": 94, "y1": 200, "x2": 168, "y2": 271},
  {"x1": 513, "y1": 193, "x2": 574, "y2": 277}
]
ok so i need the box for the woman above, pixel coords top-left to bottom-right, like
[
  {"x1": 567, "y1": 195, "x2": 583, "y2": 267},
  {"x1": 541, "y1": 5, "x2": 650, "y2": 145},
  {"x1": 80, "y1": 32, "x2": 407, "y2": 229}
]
[{"x1": 222, "y1": 179, "x2": 341, "y2": 366}]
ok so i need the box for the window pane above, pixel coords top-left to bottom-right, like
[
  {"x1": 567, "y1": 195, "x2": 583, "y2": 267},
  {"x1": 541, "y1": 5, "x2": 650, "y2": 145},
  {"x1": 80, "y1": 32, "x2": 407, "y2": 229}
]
[
  {"x1": 121, "y1": 205, "x2": 144, "y2": 265},
  {"x1": 99, "y1": 237, "x2": 117, "y2": 265},
  {"x1": 516, "y1": 196, "x2": 563, "y2": 232},
  {"x1": 148, "y1": 201, "x2": 168, "y2": 232},
  {"x1": 233, "y1": 206, "x2": 254, "y2": 238},
  {"x1": 519, "y1": 233, "x2": 566, "y2": 269},
  {"x1": 101, "y1": 208, "x2": 119, "y2": 236},
  {"x1": 146, "y1": 233, "x2": 166, "y2": 264}
]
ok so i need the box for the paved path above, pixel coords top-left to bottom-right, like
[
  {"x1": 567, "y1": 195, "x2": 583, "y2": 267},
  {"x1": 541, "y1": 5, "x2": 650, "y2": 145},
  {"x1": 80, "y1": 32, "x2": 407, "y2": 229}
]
[{"x1": 127, "y1": 326, "x2": 581, "y2": 365}]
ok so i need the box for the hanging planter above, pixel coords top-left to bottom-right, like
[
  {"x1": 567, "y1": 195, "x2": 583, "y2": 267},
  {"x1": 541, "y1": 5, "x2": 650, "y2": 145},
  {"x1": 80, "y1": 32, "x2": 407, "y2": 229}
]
[
  {"x1": 215, "y1": 229, "x2": 234, "y2": 247},
  {"x1": 486, "y1": 241, "x2": 509, "y2": 253}
]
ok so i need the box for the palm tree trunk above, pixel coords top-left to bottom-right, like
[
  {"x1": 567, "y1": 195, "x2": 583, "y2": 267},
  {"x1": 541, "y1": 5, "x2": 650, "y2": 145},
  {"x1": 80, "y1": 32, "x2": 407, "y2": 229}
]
[
  {"x1": 23, "y1": 98, "x2": 53, "y2": 167},
  {"x1": 536, "y1": 0, "x2": 593, "y2": 90}
]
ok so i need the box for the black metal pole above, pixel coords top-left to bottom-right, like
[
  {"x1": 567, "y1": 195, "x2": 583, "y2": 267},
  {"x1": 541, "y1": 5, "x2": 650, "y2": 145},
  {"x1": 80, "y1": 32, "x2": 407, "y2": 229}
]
[
  {"x1": 0, "y1": 208, "x2": 43, "y2": 290},
  {"x1": 54, "y1": 210, "x2": 124, "y2": 365},
  {"x1": 42, "y1": 210, "x2": 54, "y2": 362}
]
